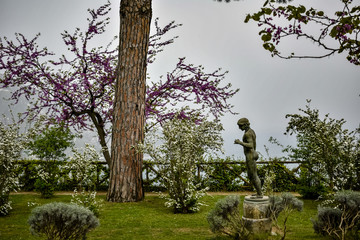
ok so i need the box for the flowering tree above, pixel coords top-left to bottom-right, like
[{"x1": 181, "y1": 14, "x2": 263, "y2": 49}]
[
  {"x1": 283, "y1": 100, "x2": 360, "y2": 192},
  {"x1": 0, "y1": 2, "x2": 238, "y2": 168},
  {"x1": 245, "y1": 0, "x2": 360, "y2": 65},
  {"x1": 140, "y1": 112, "x2": 224, "y2": 213},
  {"x1": 0, "y1": 120, "x2": 25, "y2": 215}
]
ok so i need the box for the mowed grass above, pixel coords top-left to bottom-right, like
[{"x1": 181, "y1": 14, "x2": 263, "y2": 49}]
[{"x1": 1, "y1": 192, "x2": 328, "y2": 240}]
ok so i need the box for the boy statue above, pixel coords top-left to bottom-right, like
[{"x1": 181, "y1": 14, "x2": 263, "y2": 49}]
[{"x1": 234, "y1": 118, "x2": 262, "y2": 197}]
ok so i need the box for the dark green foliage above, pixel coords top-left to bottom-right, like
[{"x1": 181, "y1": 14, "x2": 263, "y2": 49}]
[
  {"x1": 14, "y1": 160, "x2": 109, "y2": 192},
  {"x1": 205, "y1": 158, "x2": 248, "y2": 191},
  {"x1": 14, "y1": 159, "x2": 302, "y2": 193},
  {"x1": 258, "y1": 161, "x2": 298, "y2": 192},
  {"x1": 312, "y1": 191, "x2": 360, "y2": 240},
  {"x1": 25, "y1": 126, "x2": 75, "y2": 198},
  {"x1": 28, "y1": 202, "x2": 99, "y2": 240},
  {"x1": 0, "y1": 194, "x2": 10, "y2": 216},
  {"x1": 296, "y1": 166, "x2": 328, "y2": 199},
  {"x1": 27, "y1": 125, "x2": 75, "y2": 161},
  {"x1": 207, "y1": 195, "x2": 250, "y2": 239},
  {"x1": 34, "y1": 179, "x2": 55, "y2": 199}
]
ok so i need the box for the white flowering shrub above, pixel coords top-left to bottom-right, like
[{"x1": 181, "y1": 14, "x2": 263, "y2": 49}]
[
  {"x1": 33, "y1": 165, "x2": 60, "y2": 198},
  {"x1": 66, "y1": 144, "x2": 99, "y2": 189},
  {"x1": 141, "y1": 114, "x2": 224, "y2": 213},
  {"x1": 284, "y1": 100, "x2": 360, "y2": 194},
  {"x1": 66, "y1": 144, "x2": 102, "y2": 216},
  {"x1": 71, "y1": 189, "x2": 102, "y2": 217},
  {"x1": 0, "y1": 121, "x2": 24, "y2": 216}
]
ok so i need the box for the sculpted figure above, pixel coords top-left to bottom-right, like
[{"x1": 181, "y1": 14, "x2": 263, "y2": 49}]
[{"x1": 234, "y1": 118, "x2": 262, "y2": 197}]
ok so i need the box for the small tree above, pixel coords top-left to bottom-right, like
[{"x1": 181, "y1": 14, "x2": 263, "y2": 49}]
[
  {"x1": 27, "y1": 125, "x2": 75, "y2": 161},
  {"x1": 27, "y1": 125, "x2": 75, "y2": 198},
  {"x1": 67, "y1": 144, "x2": 99, "y2": 190},
  {"x1": 283, "y1": 100, "x2": 359, "y2": 193},
  {"x1": 0, "y1": 1, "x2": 238, "y2": 202},
  {"x1": 0, "y1": 120, "x2": 25, "y2": 216},
  {"x1": 141, "y1": 112, "x2": 223, "y2": 213}
]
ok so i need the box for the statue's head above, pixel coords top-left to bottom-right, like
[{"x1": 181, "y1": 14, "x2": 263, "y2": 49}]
[{"x1": 237, "y1": 118, "x2": 250, "y2": 130}]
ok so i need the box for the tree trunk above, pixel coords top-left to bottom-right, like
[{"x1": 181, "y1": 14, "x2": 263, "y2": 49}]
[
  {"x1": 88, "y1": 112, "x2": 111, "y2": 166},
  {"x1": 107, "y1": 0, "x2": 152, "y2": 202}
]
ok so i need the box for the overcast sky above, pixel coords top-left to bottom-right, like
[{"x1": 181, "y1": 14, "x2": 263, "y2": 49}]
[{"x1": 0, "y1": 0, "x2": 359, "y2": 158}]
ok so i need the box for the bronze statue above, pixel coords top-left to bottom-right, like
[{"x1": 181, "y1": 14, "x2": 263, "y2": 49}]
[{"x1": 234, "y1": 118, "x2": 262, "y2": 197}]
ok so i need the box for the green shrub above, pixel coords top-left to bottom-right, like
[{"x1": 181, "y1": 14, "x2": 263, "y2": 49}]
[
  {"x1": 26, "y1": 125, "x2": 75, "y2": 161},
  {"x1": 296, "y1": 166, "x2": 328, "y2": 199},
  {"x1": 28, "y1": 202, "x2": 99, "y2": 240},
  {"x1": 205, "y1": 157, "x2": 248, "y2": 192},
  {"x1": 14, "y1": 160, "x2": 109, "y2": 192},
  {"x1": 312, "y1": 191, "x2": 360, "y2": 240},
  {"x1": 34, "y1": 178, "x2": 55, "y2": 199},
  {"x1": 207, "y1": 195, "x2": 250, "y2": 239},
  {"x1": 33, "y1": 162, "x2": 60, "y2": 198},
  {"x1": 15, "y1": 160, "x2": 38, "y2": 191},
  {"x1": 258, "y1": 161, "x2": 297, "y2": 192}
]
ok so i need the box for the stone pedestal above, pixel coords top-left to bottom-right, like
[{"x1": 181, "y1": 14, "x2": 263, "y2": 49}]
[{"x1": 242, "y1": 195, "x2": 272, "y2": 236}]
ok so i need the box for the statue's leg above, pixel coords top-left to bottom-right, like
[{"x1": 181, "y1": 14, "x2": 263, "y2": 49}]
[
  {"x1": 246, "y1": 159, "x2": 262, "y2": 197},
  {"x1": 253, "y1": 171, "x2": 262, "y2": 196}
]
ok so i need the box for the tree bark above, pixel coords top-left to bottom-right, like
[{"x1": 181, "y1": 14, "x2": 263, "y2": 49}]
[
  {"x1": 107, "y1": 0, "x2": 152, "y2": 202},
  {"x1": 88, "y1": 112, "x2": 111, "y2": 166}
]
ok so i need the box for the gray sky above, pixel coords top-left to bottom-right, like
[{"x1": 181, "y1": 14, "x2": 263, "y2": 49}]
[{"x1": 0, "y1": 0, "x2": 359, "y2": 158}]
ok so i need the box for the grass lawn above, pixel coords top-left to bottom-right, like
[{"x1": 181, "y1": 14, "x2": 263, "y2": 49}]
[{"x1": 1, "y1": 192, "x2": 328, "y2": 240}]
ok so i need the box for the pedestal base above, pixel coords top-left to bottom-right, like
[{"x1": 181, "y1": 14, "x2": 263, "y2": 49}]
[{"x1": 242, "y1": 195, "x2": 272, "y2": 235}]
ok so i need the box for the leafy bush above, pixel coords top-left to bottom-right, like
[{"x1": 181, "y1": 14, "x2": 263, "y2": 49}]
[
  {"x1": 28, "y1": 202, "x2": 99, "y2": 240},
  {"x1": 26, "y1": 125, "x2": 75, "y2": 161},
  {"x1": 66, "y1": 144, "x2": 103, "y2": 216},
  {"x1": 258, "y1": 161, "x2": 298, "y2": 193},
  {"x1": 284, "y1": 100, "x2": 359, "y2": 192},
  {"x1": 312, "y1": 191, "x2": 360, "y2": 240},
  {"x1": 141, "y1": 114, "x2": 223, "y2": 213},
  {"x1": 0, "y1": 120, "x2": 25, "y2": 216},
  {"x1": 15, "y1": 160, "x2": 38, "y2": 191},
  {"x1": 14, "y1": 160, "x2": 109, "y2": 192},
  {"x1": 26, "y1": 125, "x2": 75, "y2": 198},
  {"x1": 34, "y1": 178, "x2": 55, "y2": 199},
  {"x1": 207, "y1": 195, "x2": 250, "y2": 239},
  {"x1": 296, "y1": 166, "x2": 328, "y2": 199},
  {"x1": 205, "y1": 157, "x2": 248, "y2": 192}
]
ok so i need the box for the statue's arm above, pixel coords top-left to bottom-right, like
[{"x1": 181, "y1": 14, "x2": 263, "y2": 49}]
[{"x1": 234, "y1": 133, "x2": 254, "y2": 149}]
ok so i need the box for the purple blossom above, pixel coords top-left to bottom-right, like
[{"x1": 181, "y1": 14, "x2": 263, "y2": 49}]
[{"x1": 0, "y1": 1, "x2": 239, "y2": 161}]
